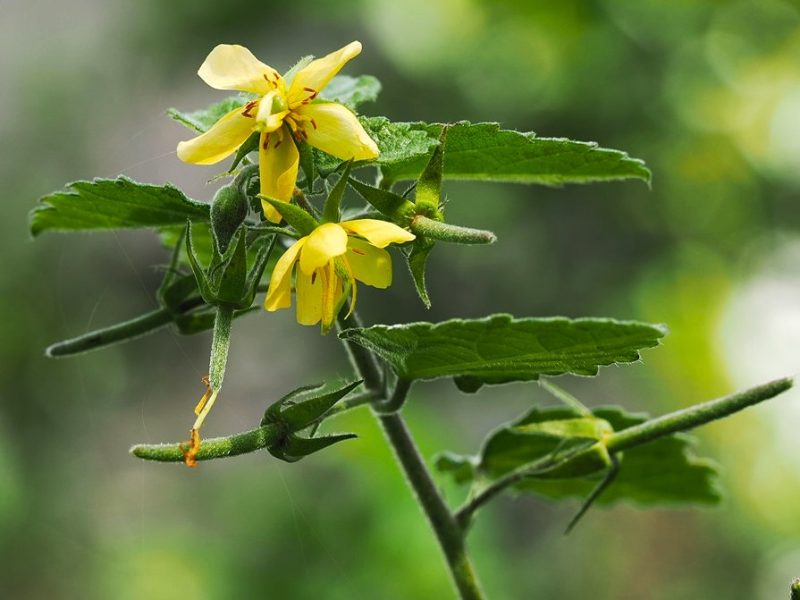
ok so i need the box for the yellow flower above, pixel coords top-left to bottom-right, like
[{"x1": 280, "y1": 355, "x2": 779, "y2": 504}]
[
  {"x1": 177, "y1": 42, "x2": 380, "y2": 223},
  {"x1": 265, "y1": 219, "x2": 415, "y2": 329}
]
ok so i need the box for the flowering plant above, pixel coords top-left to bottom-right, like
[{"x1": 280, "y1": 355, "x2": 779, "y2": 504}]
[{"x1": 30, "y1": 41, "x2": 795, "y2": 599}]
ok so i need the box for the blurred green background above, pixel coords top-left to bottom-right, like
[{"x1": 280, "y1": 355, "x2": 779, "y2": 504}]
[{"x1": 3, "y1": 0, "x2": 800, "y2": 598}]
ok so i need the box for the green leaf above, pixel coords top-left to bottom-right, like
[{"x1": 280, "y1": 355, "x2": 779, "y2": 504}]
[
  {"x1": 320, "y1": 75, "x2": 381, "y2": 110},
  {"x1": 316, "y1": 117, "x2": 440, "y2": 174},
  {"x1": 30, "y1": 177, "x2": 210, "y2": 237},
  {"x1": 373, "y1": 121, "x2": 650, "y2": 185},
  {"x1": 339, "y1": 315, "x2": 665, "y2": 391},
  {"x1": 439, "y1": 405, "x2": 721, "y2": 506},
  {"x1": 167, "y1": 96, "x2": 249, "y2": 133}
]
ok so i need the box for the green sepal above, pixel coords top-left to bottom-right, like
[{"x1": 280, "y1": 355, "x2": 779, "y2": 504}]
[
  {"x1": 262, "y1": 380, "x2": 363, "y2": 429},
  {"x1": 267, "y1": 433, "x2": 357, "y2": 463},
  {"x1": 230, "y1": 131, "x2": 260, "y2": 172},
  {"x1": 260, "y1": 197, "x2": 319, "y2": 236},
  {"x1": 348, "y1": 177, "x2": 416, "y2": 225},
  {"x1": 210, "y1": 184, "x2": 249, "y2": 254},
  {"x1": 213, "y1": 226, "x2": 249, "y2": 305},
  {"x1": 322, "y1": 160, "x2": 354, "y2": 223},
  {"x1": 414, "y1": 127, "x2": 446, "y2": 215},
  {"x1": 185, "y1": 222, "x2": 216, "y2": 305},
  {"x1": 406, "y1": 238, "x2": 435, "y2": 308},
  {"x1": 297, "y1": 141, "x2": 317, "y2": 192}
]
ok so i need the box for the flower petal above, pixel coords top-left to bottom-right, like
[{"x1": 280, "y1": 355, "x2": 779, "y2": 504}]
[
  {"x1": 288, "y1": 41, "x2": 362, "y2": 104},
  {"x1": 296, "y1": 267, "x2": 323, "y2": 326},
  {"x1": 321, "y1": 262, "x2": 340, "y2": 330},
  {"x1": 299, "y1": 223, "x2": 348, "y2": 275},
  {"x1": 346, "y1": 237, "x2": 392, "y2": 288},
  {"x1": 264, "y1": 238, "x2": 305, "y2": 311},
  {"x1": 296, "y1": 102, "x2": 379, "y2": 160},
  {"x1": 259, "y1": 129, "x2": 300, "y2": 222},
  {"x1": 198, "y1": 44, "x2": 277, "y2": 95},
  {"x1": 177, "y1": 106, "x2": 255, "y2": 165},
  {"x1": 341, "y1": 219, "x2": 416, "y2": 248}
]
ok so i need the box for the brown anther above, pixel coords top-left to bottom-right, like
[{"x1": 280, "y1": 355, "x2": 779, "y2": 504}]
[
  {"x1": 351, "y1": 248, "x2": 366, "y2": 256},
  {"x1": 242, "y1": 101, "x2": 257, "y2": 118},
  {"x1": 274, "y1": 139, "x2": 282, "y2": 148},
  {"x1": 300, "y1": 129, "x2": 309, "y2": 140},
  {"x1": 262, "y1": 134, "x2": 271, "y2": 150},
  {"x1": 181, "y1": 428, "x2": 201, "y2": 468},
  {"x1": 310, "y1": 118, "x2": 318, "y2": 130},
  {"x1": 311, "y1": 271, "x2": 317, "y2": 284}
]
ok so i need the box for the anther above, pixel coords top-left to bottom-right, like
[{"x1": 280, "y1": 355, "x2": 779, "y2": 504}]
[
  {"x1": 310, "y1": 118, "x2": 318, "y2": 130},
  {"x1": 351, "y1": 248, "x2": 366, "y2": 256},
  {"x1": 262, "y1": 134, "x2": 271, "y2": 150},
  {"x1": 242, "y1": 101, "x2": 257, "y2": 118}
]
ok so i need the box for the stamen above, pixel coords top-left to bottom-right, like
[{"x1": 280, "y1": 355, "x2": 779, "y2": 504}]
[
  {"x1": 274, "y1": 139, "x2": 282, "y2": 148},
  {"x1": 302, "y1": 87, "x2": 319, "y2": 104},
  {"x1": 311, "y1": 271, "x2": 317, "y2": 284},
  {"x1": 351, "y1": 248, "x2": 366, "y2": 256},
  {"x1": 310, "y1": 118, "x2": 318, "y2": 130},
  {"x1": 262, "y1": 134, "x2": 271, "y2": 150},
  {"x1": 242, "y1": 101, "x2": 257, "y2": 118}
]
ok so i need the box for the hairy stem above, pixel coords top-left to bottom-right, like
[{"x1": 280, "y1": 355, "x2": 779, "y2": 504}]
[
  {"x1": 337, "y1": 312, "x2": 486, "y2": 600},
  {"x1": 605, "y1": 377, "x2": 794, "y2": 453}
]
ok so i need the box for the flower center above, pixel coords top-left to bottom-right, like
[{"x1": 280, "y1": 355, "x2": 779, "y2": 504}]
[{"x1": 254, "y1": 90, "x2": 289, "y2": 133}]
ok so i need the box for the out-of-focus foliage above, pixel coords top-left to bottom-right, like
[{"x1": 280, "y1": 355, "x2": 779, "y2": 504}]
[{"x1": 3, "y1": 0, "x2": 800, "y2": 599}]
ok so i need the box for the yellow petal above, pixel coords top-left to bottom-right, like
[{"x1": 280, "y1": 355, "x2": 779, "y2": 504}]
[
  {"x1": 346, "y1": 238, "x2": 392, "y2": 288},
  {"x1": 295, "y1": 102, "x2": 379, "y2": 161},
  {"x1": 288, "y1": 41, "x2": 362, "y2": 104},
  {"x1": 341, "y1": 219, "x2": 416, "y2": 248},
  {"x1": 296, "y1": 267, "x2": 323, "y2": 326},
  {"x1": 264, "y1": 238, "x2": 305, "y2": 311},
  {"x1": 198, "y1": 44, "x2": 277, "y2": 95},
  {"x1": 299, "y1": 223, "x2": 348, "y2": 275},
  {"x1": 321, "y1": 262, "x2": 340, "y2": 330},
  {"x1": 259, "y1": 129, "x2": 300, "y2": 222},
  {"x1": 177, "y1": 106, "x2": 255, "y2": 165}
]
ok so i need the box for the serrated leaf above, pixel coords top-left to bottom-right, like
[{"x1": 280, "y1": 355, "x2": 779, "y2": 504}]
[
  {"x1": 373, "y1": 121, "x2": 650, "y2": 185},
  {"x1": 315, "y1": 116, "x2": 440, "y2": 173},
  {"x1": 30, "y1": 177, "x2": 210, "y2": 237},
  {"x1": 339, "y1": 315, "x2": 665, "y2": 391},
  {"x1": 167, "y1": 96, "x2": 249, "y2": 133},
  {"x1": 320, "y1": 75, "x2": 381, "y2": 110},
  {"x1": 442, "y1": 405, "x2": 721, "y2": 506}
]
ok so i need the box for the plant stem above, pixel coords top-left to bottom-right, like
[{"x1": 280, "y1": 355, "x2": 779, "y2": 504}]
[
  {"x1": 208, "y1": 304, "x2": 234, "y2": 391},
  {"x1": 46, "y1": 307, "x2": 174, "y2": 357},
  {"x1": 605, "y1": 377, "x2": 794, "y2": 453},
  {"x1": 377, "y1": 412, "x2": 486, "y2": 600},
  {"x1": 337, "y1": 312, "x2": 486, "y2": 600},
  {"x1": 131, "y1": 390, "x2": 380, "y2": 463},
  {"x1": 410, "y1": 215, "x2": 497, "y2": 245}
]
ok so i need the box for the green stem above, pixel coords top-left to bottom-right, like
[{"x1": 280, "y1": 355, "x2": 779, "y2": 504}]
[
  {"x1": 337, "y1": 312, "x2": 486, "y2": 600},
  {"x1": 457, "y1": 377, "x2": 795, "y2": 529},
  {"x1": 377, "y1": 412, "x2": 486, "y2": 600},
  {"x1": 410, "y1": 215, "x2": 497, "y2": 245},
  {"x1": 46, "y1": 307, "x2": 174, "y2": 358},
  {"x1": 132, "y1": 389, "x2": 380, "y2": 463},
  {"x1": 337, "y1": 311, "x2": 384, "y2": 392},
  {"x1": 374, "y1": 378, "x2": 412, "y2": 414},
  {"x1": 605, "y1": 377, "x2": 794, "y2": 453},
  {"x1": 132, "y1": 423, "x2": 282, "y2": 462},
  {"x1": 209, "y1": 305, "x2": 234, "y2": 390}
]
